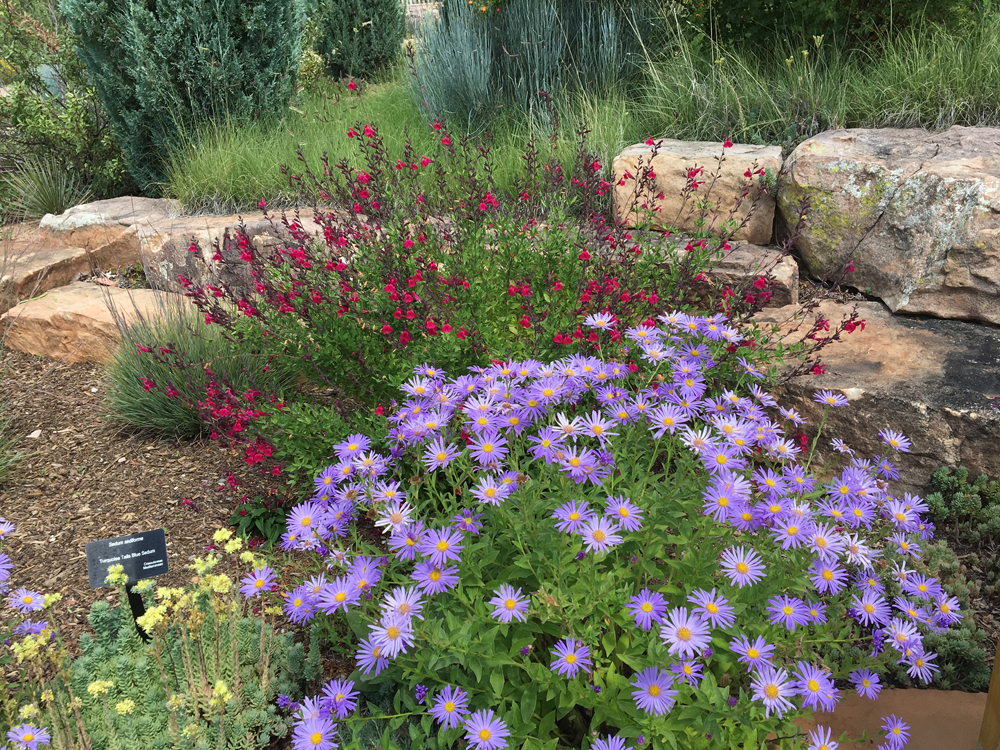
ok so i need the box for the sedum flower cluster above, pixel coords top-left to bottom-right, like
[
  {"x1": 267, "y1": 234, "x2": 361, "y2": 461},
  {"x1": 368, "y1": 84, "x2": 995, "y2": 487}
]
[{"x1": 270, "y1": 312, "x2": 955, "y2": 749}]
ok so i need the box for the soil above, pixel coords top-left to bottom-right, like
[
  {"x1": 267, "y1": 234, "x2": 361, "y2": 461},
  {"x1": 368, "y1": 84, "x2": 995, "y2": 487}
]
[{"x1": 0, "y1": 348, "x2": 278, "y2": 648}]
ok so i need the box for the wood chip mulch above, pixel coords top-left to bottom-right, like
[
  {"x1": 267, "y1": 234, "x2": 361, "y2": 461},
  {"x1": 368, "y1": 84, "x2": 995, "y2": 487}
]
[{"x1": 0, "y1": 348, "x2": 281, "y2": 648}]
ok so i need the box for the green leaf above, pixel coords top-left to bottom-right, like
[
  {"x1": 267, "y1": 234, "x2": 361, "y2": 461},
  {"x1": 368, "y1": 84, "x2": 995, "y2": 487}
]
[
  {"x1": 490, "y1": 669, "x2": 504, "y2": 697},
  {"x1": 520, "y1": 681, "x2": 537, "y2": 723}
]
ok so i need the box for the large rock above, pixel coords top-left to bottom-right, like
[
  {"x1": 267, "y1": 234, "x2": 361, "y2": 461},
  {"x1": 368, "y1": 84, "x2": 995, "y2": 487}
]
[
  {"x1": 778, "y1": 126, "x2": 1000, "y2": 326},
  {"x1": 0, "y1": 282, "x2": 173, "y2": 364},
  {"x1": 613, "y1": 140, "x2": 781, "y2": 244},
  {"x1": 709, "y1": 243, "x2": 798, "y2": 307},
  {"x1": 138, "y1": 210, "x2": 322, "y2": 292},
  {"x1": 40, "y1": 197, "x2": 180, "y2": 236},
  {"x1": 758, "y1": 300, "x2": 1000, "y2": 495}
]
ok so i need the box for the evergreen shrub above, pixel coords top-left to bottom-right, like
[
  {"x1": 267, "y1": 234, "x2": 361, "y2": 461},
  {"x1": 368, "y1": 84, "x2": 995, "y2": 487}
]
[
  {"x1": 313, "y1": 0, "x2": 405, "y2": 78},
  {"x1": 59, "y1": 0, "x2": 305, "y2": 193}
]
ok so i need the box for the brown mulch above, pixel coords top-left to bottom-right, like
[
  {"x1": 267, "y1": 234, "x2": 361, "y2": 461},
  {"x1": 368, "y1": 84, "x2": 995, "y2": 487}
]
[{"x1": 0, "y1": 348, "x2": 279, "y2": 647}]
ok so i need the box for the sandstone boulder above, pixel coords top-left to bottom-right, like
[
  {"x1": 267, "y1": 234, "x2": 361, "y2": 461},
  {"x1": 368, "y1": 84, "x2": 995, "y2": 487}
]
[
  {"x1": 613, "y1": 140, "x2": 781, "y2": 244},
  {"x1": 758, "y1": 300, "x2": 1000, "y2": 495},
  {"x1": 0, "y1": 282, "x2": 173, "y2": 364},
  {"x1": 778, "y1": 126, "x2": 1000, "y2": 326},
  {"x1": 709, "y1": 243, "x2": 798, "y2": 307},
  {"x1": 138, "y1": 209, "x2": 322, "y2": 292}
]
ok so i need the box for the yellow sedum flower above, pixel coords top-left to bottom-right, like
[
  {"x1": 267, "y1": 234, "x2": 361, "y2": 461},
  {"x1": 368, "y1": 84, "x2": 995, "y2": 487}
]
[
  {"x1": 41, "y1": 690, "x2": 54, "y2": 704},
  {"x1": 115, "y1": 698, "x2": 136, "y2": 715},
  {"x1": 189, "y1": 554, "x2": 219, "y2": 575},
  {"x1": 136, "y1": 605, "x2": 167, "y2": 634},
  {"x1": 18, "y1": 704, "x2": 40, "y2": 720},
  {"x1": 105, "y1": 564, "x2": 129, "y2": 586},
  {"x1": 212, "y1": 528, "x2": 233, "y2": 543},
  {"x1": 202, "y1": 574, "x2": 232, "y2": 595},
  {"x1": 181, "y1": 724, "x2": 200, "y2": 740},
  {"x1": 224, "y1": 538, "x2": 243, "y2": 554},
  {"x1": 166, "y1": 694, "x2": 185, "y2": 711},
  {"x1": 131, "y1": 579, "x2": 155, "y2": 594},
  {"x1": 239, "y1": 551, "x2": 256, "y2": 564},
  {"x1": 11, "y1": 633, "x2": 46, "y2": 663},
  {"x1": 43, "y1": 593, "x2": 62, "y2": 608},
  {"x1": 264, "y1": 606, "x2": 283, "y2": 616},
  {"x1": 87, "y1": 680, "x2": 114, "y2": 697},
  {"x1": 209, "y1": 681, "x2": 232, "y2": 710}
]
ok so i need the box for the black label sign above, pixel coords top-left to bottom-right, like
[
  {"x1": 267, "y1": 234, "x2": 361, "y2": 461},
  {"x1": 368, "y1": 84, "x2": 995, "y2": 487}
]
[{"x1": 86, "y1": 529, "x2": 169, "y2": 589}]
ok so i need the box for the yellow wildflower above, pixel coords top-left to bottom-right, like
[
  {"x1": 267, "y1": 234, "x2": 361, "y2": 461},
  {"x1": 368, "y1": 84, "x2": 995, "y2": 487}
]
[
  {"x1": 41, "y1": 690, "x2": 54, "y2": 704},
  {"x1": 43, "y1": 593, "x2": 62, "y2": 608},
  {"x1": 224, "y1": 538, "x2": 243, "y2": 554},
  {"x1": 115, "y1": 699, "x2": 136, "y2": 715},
  {"x1": 131, "y1": 579, "x2": 155, "y2": 594},
  {"x1": 87, "y1": 680, "x2": 114, "y2": 697},
  {"x1": 189, "y1": 555, "x2": 219, "y2": 575},
  {"x1": 105, "y1": 564, "x2": 128, "y2": 586},
  {"x1": 209, "y1": 681, "x2": 232, "y2": 710},
  {"x1": 181, "y1": 724, "x2": 200, "y2": 740},
  {"x1": 166, "y1": 695, "x2": 185, "y2": 711},
  {"x1": 264, "y1": 606, "x2": 283, "y2": 616},
  {"x1": 202, "y1": 574, "x2": 232, "y2": 595},
  {"x1": 136, "y1": 605, "x2": 167, "y2": 634}
]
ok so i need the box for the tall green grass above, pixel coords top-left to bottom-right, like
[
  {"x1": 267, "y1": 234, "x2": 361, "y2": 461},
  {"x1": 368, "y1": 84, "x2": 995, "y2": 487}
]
[{"x1": 165, "y1": 12, "x2": 1000, "y2": 213}]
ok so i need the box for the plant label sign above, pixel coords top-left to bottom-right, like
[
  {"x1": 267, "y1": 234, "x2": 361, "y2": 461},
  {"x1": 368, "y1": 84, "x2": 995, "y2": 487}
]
[{"x1": 86, "y1": 529, "x2": 169, "y2": 589}]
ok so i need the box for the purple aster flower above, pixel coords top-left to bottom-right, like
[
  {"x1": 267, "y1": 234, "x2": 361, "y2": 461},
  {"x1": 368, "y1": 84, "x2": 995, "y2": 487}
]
[
  {"x1": 370, "y1": 613, "x2": 414, "y2": 658},
  {"x1": 559, "y1": 446, "x2": 606, "y2": 484},
  {"x1": 239, "y1": 567, "x2": 277, "y2": 599},
  {"x1": 550, "y1": 638, "x2": 592, "y2": 678},
  {"x1": 334, "y1": 433, "x2": 371, "y2": 459},
  {"x1": 287, "y1": 502, "x2": 326, "y2": 539},
  {"x1": 934, "y1": 594, "x2": 962, "y2": 626},
  {"x1": 7, "y1": 588, "x2": 45, "y2": 614},
  {"x1": 660, "y1": 607, "x2": 711, "y2": 658},
  {"x1": 701, "y1": 443, "x2": 746, "y2": 475},
  {"x1": 627, "y1": 588, "x2": 668, "y2": 630},
  {"x1": 581, "y1": 517, "x2": 623, "y2": 555},
  {"x1": 314, "y1": 465, "x2": 340, "y2": 494},
  {"x1": 468, "y1": 430, "x2": 508, "y2": 466},
  {"x1": 388, "y1": 522, "x2": 425, "y2": 562},
  {"x1": 581, "y1": 411, "x2": 618, "y2": 443},
  {"x1": 810, "y1": 559, "x2": 848, "y2": 595},
  {"x1": 767, "y1": 596, "x2": 811, "y2": 632},
  {"x1": 374, "y1": 501, "x2": 414, "y2": 535},
  {"x1": 882, "y1": 715, "x2": 910, "y2": 750},
  {"x1": 0, "y1": 552, "x2": 11, "y2": 583},
  {"x1": 412, "y1": 562, "x2": 459, "y2": 595},
  {"x1": 430, "y1": 685, "x2": 470, "y2": 729},
  {"x1": 852, "y1": 590, "x2": 892, "y2": 627},
  {"x1": 284, "y1": 585, "x2": 316, "y2": 624},
  {"x1": 850, "y1": 668, "x2": 882, "y2": 700},
  {"x1": 751, "y1": 667, "x2": 795, "y2": 717},
  {"x1": 669, "y1": 660, "x2": 703, "y2": 687},
  {"x1": 452, "y1": 510, "x2": 483, "y2": 534},
  {"x1": 414, "y1": 684, "x2": 427, "y2": 705},
  {"x1": 879, "y1": 429, "x2": 912, "y2": 453},
  {"x1": 317, "y1": 577, "x2": 361, "y2": 614},
  {"x1": 552, "y1": 500, "x2": 595, "y2": 534},
  {"x1": 592, "y1": 735, "x2": 633, "y2": 750},
  {"x1": 418, "y1": 528, "x2": 465, "y2": 567},
  {"x1": 648, "y1": 404, "x2": 690, "y2": 438},
  {"x1": 489, "y1": 584, "x2": 529, "y2": 624},
  {"x1": 885, "y1": 617, "x2": 922, "y2": 652},
  {"x1": 464, "y1": 709, "x2": 509, "y2": 750},
  {"x1": 355, "y1": 635, "x2": 389, "y2": 675},
  {"x1": 321, "y1": 678, "x2": 358, "y2": 719},
  {"x1": 806, "y1": 601, "x2": 828, "y2": 625},
  {"x1": 808, "y1": 726, "x2": 839, "y2": 750},
  {"x1": 605, "y1": 496, "x2": 643, "y2": 531},
  {"x1": 794, "y1": 661, "x2": 839, "y2": 712},
  {"x1": 630, "y1": 667, "x2": 678, "y2": 715},
  {"x1": 720, "y1": 546, "x2": 766, "y2": 587},
  {"x1": 814, "y1": 390, "x2": 849, "y2": 408},
  {"x1": 424, "y1": 437, "x2": 460, "y2": 471},
  {"x1": 0, "y1": 518, "x2": 15, "y2": 540},
  {"x1": 471, "y1": 475, "x2": 512, "y2": 506},
  {"x1": 527, "y1": 427, "x2": 566, "y2": 463},
  {"x1": 901, "y1": 573, "x2": 942, "y2": 601},
  {"x1": 729, "y1": 634, "x2": 775, "y2": 671},
  {"x1": 291, "y1": 716, "x2": 336, "y2": 750},
  {"x1": 889, "y1": 532, "x2": 921, "y2": 557},
  {"x1": 905, "y1": 648, "x2": 939, "y2": 683},
  {"x1": 771, "y1": 515, "x2": 814, "y2": 550},
  {"x1": 6, "y1": 724, "x2": 51, "y2": 750},
  {"x1": 687, "y1": 588, "x2": 736, "y2": 629},
  {"x1": 381, "y1": 586, "x2": 424, "y2": 620},
  {"x1": 12, "y1": 621, "x2": 49, "y2": 636}
]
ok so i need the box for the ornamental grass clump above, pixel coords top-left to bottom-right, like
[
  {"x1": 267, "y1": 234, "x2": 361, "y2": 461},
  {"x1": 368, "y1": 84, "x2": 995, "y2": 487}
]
[
  {"x1": 253, "y1": 312, "x2": 954, "y2": 749},
  {"x1": 1, "y1": 525, "x2": 317, "y2": 750}
]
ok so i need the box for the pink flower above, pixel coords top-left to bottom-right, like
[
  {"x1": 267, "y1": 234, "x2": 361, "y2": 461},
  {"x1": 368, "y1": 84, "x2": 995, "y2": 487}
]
[
  {"x1": 723, "y1": 138, "x2": 733, "y2": 148},
  {"x1": 258, "y1": 199, "x2": 267, "y2": 209},
  {"x1": 363, "y1": 124, "x2": 375, "y2": 137},
  {"x1": 347, "y1": 79, "x2": 357, "y2": 91},
  {"x1": 421, "y1": 156, "x2": 432, "y2": 167},
  {"x1": 441, "y1": 136, "x2": 451, "y2": 146}
]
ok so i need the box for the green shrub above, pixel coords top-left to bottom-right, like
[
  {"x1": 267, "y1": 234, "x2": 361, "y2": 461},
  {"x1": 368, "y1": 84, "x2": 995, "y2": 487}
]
[
  {"x1": 313, "y1": 0, "x2": 404, "y2": 78},
  {"x1": 0, "y1": 0, "x2": 131, "y2": 206},
  {"x1": 60, "y1": 0, "x2": 305, "y2": 193},
  {"x1": 105, "y1": 293, "x2": 293, "y2": 438}
]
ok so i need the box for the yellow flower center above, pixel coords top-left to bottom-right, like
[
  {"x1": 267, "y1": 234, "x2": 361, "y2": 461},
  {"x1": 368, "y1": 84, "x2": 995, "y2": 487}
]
[
  {"x1": 747, "y1": 647, "x2": 759, "y2": 659},
  {"x1": 293, "y1": 598, "x2": 302, "y2": 607},
  {"x1": 311, "y1": 733, "x2": 323, "y2": 745},
  {"x1": 429, "y1": 570, "x2": 441, "y2": 581},
  {"x1": 641, "y1": 602, "x2": 653, "y2": 612},
  {"x1": 764, "y1": 684, "x2": 779, "y2": 700},
  {"x1": 386, "y1": 626, "x2": 400, "y2": 640},
  {"x1": 301, "y1": 516, "x2": 312, "y2": 527},
  {"x1": 782, "y1": 606, "x2": 793, "y2": 616},
  {"x1": 593, "y1": 530, "x2": 606, "y2": 542},
  {"x1": 706, "y1": 602, "x2": 719, "y2": 614},
  {"x1": 255, "y1": 579, "x2": 265, "y2": 589},
  {"x1": 436, "y1": 540, "x2": 449, "y2": 552},
  {"x1": 822, "y1": 570, "x2": 834, "y2": 581},
  {"x1": 482, "y1": 443, "x2": 494, "y2": 453},
  {"x1": 444, "y1": 701, "x2": 455, "y2": 712},
  {"x1": 648, "y1": 685, "x2": 660, "y2": 697},
  {"x1": 676, "y1": 626, "x2": 691, "y2": 641},
  {"x1": 565, "y1": 654, "x2": 577, "y2": 664},
  {"x1": 735, "y1": 562, "x2": 749, "y2": 574},
  {"x1": 807, "y1": 679, "x2": 820, "y2": 693},
  {"x1": 505, "y1": 598, "x2": 517, "y2": 610}
]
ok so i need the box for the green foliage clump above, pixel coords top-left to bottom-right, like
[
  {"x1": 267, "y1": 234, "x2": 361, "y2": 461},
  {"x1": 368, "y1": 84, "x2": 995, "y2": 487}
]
[
  {"x1": 0, "y1": 0, "x2": 130, "y2": 213},
  {"x1": 312, "y1": 0, "x2": 404, "y2": 78},
  {"x1": 688, "y1": 0, "x2": 978, "y2": 45},
  {"x1": 59, "y1": 0, "x2": 305, "y2": 194},
  {"x1": 105, "y1": 293, "x2": 292, "y2": 438}
]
